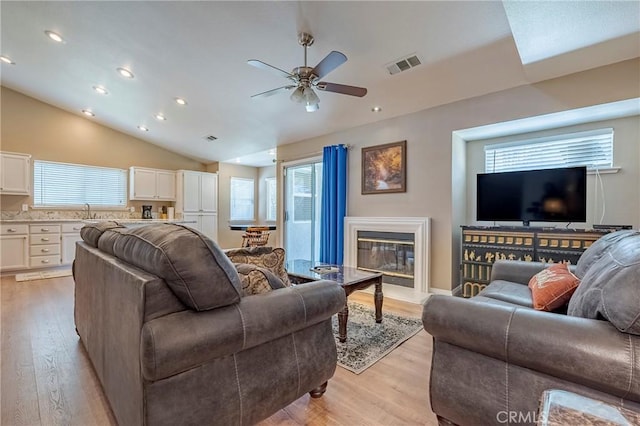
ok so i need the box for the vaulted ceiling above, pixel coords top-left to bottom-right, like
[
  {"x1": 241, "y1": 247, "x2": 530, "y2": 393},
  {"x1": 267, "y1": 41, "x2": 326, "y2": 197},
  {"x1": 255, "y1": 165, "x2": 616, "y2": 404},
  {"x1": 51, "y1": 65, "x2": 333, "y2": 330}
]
[{"x1": 2, "y1": 1, "x2": 638, "y2": 166}]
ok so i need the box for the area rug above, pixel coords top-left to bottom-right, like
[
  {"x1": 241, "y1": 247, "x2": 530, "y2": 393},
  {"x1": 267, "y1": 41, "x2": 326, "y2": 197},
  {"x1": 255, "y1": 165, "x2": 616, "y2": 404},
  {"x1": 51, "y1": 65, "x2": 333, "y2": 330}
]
[{"x1": 332, "y1": 302, "x2": 423, "y2": 374}]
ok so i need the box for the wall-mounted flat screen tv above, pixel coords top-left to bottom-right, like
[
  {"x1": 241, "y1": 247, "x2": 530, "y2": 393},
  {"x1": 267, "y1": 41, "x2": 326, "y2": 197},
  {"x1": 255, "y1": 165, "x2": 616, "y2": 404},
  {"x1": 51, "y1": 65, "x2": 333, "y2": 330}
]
[{"x1": 477, "y1": 166, "x2": 587, "y2": 226}]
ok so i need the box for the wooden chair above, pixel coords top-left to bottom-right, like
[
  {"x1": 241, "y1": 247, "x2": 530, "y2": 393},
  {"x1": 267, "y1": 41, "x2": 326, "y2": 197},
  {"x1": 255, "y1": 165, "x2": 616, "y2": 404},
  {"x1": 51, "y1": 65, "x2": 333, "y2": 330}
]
[{"x1": 241, "y1": 227, "x2": 271, "y2": 247}]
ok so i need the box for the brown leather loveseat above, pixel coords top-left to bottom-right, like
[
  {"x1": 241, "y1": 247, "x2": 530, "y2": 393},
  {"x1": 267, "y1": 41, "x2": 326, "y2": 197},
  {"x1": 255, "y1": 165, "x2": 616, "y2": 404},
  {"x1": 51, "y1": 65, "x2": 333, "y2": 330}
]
[{"x1": 423, "y1": 230, "x2": 640, "y2": 425}]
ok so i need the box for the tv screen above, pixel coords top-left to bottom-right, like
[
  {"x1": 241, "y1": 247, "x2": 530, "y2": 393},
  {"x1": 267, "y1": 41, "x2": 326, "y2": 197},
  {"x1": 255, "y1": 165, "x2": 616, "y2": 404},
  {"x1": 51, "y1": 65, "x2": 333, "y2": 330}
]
[{"x1": 477, "y1": 166, "x2": 587, "y2": 225}]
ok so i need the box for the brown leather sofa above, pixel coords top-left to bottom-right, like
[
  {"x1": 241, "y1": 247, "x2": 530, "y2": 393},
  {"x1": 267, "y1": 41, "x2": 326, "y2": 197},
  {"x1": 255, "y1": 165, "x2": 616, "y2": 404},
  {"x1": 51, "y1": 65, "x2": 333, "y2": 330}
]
[
  {"x1": 423, "y1": 230, "x2": 640, "y2": 426},
  {"x1": 73, "y1": 222, "x2": 345, "y2": 425}
]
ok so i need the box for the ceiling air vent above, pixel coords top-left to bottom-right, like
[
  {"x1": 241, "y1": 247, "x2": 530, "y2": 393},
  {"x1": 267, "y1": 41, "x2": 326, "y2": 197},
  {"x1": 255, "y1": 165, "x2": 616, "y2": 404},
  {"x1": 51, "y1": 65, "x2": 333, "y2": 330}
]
[
  {"x1": 386, "y1": 53, "x2": 422, "y2": 75},
  {"x1": 204, "y1": 135, "x2": 218, "y2": 141}
]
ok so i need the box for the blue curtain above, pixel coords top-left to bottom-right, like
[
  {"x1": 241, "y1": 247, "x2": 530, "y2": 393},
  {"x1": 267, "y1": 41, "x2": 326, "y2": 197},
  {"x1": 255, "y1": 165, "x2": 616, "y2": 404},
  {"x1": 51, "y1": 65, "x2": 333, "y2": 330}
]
[{"x1": 320, "y1": 144, "x2": 348, "y2": 264}]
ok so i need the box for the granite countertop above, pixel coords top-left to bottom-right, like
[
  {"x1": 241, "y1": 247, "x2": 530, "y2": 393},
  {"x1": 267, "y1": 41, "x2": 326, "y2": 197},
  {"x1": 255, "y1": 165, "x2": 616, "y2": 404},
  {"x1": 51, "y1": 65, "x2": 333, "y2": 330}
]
[
  {"x1": 1, "y1": 218, "x2": 88, "y2": 223},
  {"x1": 1, "y1": 218, "x2": 194, "y2": 224}
]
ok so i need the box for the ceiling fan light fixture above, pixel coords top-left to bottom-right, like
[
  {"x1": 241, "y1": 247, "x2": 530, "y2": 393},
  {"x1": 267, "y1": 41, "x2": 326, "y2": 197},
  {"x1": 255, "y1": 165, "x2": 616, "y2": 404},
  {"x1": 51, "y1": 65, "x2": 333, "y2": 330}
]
[
  {"x1": 305, "y1": 102, "x2": 319, "y2": 113},
  {"x1": 302, "y1": 86, "x2": 320, "y2": 104},
  {"x1": 290, "y1": 86, "x2": 304, "y2": 103}
]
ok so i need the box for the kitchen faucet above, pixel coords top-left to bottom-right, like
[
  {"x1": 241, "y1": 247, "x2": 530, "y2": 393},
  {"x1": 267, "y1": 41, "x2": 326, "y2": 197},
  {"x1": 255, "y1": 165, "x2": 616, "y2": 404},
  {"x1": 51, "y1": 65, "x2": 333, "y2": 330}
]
[{"x1": 84, "y1": 203, "x2": 95, "y2": 219}]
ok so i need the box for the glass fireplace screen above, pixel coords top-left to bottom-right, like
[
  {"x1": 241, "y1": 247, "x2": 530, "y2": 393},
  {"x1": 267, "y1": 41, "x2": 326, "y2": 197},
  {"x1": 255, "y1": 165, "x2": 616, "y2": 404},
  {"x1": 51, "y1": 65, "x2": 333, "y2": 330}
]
[{"x1": 357, "y1": 231, "x2": 415, "y2": 288}]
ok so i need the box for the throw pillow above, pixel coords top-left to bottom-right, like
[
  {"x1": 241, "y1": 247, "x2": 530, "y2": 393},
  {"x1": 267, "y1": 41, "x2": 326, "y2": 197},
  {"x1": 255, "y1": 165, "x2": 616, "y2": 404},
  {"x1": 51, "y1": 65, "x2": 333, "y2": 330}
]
[
  {"x1": 528, "y1": 262, "x2": 580, "y2": 311},
  {"x1": 224, "y1": 246, "x2": 291, "y2": 287},
  {"x1": 235, "y1": 263, "x2": 286, "y2": 296}
]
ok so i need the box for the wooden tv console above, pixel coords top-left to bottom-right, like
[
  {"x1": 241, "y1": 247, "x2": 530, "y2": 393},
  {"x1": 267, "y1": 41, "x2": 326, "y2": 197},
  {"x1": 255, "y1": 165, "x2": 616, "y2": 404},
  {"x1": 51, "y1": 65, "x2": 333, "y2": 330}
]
[{"x1": 460, "y1": 226, "x2": 612, "y2": 298}]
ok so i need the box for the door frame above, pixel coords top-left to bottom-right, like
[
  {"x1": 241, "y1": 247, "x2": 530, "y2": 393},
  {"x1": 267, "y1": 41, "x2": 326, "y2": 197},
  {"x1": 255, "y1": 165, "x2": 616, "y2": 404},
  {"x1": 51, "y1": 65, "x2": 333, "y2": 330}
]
[{"x1": 278, "y1": 156, "x2": 322, "y2": 257}]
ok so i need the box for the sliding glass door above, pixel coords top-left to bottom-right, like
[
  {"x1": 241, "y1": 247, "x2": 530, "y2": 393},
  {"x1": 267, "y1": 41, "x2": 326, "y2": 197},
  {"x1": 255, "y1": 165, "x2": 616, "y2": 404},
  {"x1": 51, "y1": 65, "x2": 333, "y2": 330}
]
[{"x1": 283, "y1": 161, "x2": 323, "y2": 262}]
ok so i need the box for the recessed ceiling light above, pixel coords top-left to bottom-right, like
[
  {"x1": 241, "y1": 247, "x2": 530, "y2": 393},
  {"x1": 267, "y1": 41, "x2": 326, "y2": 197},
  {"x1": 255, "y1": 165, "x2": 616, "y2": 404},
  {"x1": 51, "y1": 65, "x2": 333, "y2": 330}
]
[
  {"x1": 138, "y1": 125, "x2": 149, "y2": 132},
  {"x1": 155, "y1": 113, "x2": 166, "y2": 121},
  {"x1": 0, "y1": 55, "x2": 15, "y2": 65},
  {"x1": 82, "y1": 109, "x2": 95, "y2": 117},
  {"x1": 371, "y1": 106, "x2": 382, "y2": 112},
  {"x1": 93, "y1": 85, "x2": 108, "y2": 95},
  {"x1": 268, "y1": 149, "x2": 276, "y2": 156},
  {"x1": 175, "y1": 97, "x2": 187, "y2": 106},
  {"x1": 44, "y1": 30, "x2": 64, "y2": 43},
  {"x1": 117, "y1": 67, "x2": 134, "y2": 78},
  {"x1": 235, "y1": 158, "x2": 241, "y2": 163}
]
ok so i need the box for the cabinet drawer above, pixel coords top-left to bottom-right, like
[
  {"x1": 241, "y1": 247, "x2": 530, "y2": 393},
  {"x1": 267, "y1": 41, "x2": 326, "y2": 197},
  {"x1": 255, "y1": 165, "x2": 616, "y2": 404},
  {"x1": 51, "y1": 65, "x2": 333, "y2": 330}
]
[
  {"x1": 30, "y1": 255, "x2": 61, "y2": 268},
  {"x1": 29, "y1": 224, "x2": 61, "y2": 234},
  {"x1": 30, "y1": 234, "x2": 61, "y2": 245},
  {"x1": 62, "y1": 223, "x2": 84, "y2": 233},
  {"x1": 1, "y1": 224, "x2": 29, "y2": 235},
  {"x1": 29, "y1": 244, "x2": 60, "y2": 256}
]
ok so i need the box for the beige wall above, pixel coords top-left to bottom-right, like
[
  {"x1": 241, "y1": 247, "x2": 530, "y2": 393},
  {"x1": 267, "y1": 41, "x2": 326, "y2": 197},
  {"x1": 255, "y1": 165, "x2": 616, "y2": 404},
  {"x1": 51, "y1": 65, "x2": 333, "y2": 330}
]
[
  {"x1": 216, "y1": 162, "x2": 259, "y2": 249},
  {"x1": 0, "y1": 86, "x2": 206, "y2": 212},
  {"x1": 258, "y1": 165, "x2": 276, "y2": 220},
  {"x1": 465, "y1": 116, "x2": 640, "y2": 228},
  {"x1": 277, "y1": 58, "x2": 640, "y2": 291}
]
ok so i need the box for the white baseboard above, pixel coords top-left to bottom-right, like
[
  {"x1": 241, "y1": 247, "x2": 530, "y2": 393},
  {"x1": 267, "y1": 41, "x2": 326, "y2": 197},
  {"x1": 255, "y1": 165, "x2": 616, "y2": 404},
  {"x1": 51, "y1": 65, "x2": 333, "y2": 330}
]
[{"x1": 356, "y1": 283, "x2": 452, "y2": 305}]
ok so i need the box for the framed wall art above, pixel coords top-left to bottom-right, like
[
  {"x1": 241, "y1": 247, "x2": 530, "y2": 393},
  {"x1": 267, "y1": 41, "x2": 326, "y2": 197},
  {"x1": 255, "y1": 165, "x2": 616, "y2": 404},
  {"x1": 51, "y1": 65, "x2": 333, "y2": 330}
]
[{"x1": 361, "y1": 140, "x2": 406, "y2": 194}]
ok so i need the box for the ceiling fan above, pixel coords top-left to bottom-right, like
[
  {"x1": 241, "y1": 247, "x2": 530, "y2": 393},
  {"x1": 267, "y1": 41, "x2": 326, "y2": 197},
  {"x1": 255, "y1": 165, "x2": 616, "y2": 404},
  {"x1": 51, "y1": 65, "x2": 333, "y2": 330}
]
[{"x1": 248, "y1": 32, "x2": 367, "y2": 112}]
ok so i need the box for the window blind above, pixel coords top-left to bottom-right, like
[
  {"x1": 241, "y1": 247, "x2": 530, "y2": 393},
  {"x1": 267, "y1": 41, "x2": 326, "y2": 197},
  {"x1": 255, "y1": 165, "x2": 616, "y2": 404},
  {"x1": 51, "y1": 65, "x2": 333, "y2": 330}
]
[
  {"x1": 292, "y1": 168, "x2": 312, "y2": 222},
  {"x1": 230, "y1": 177, "x2": 255, "y2": 221},
  {"x1": 485, "y1": 128, "x2": 613, "y2": 173},
  {"x1": 33, "y1": 160, "x2": 127, "y2": 207}
]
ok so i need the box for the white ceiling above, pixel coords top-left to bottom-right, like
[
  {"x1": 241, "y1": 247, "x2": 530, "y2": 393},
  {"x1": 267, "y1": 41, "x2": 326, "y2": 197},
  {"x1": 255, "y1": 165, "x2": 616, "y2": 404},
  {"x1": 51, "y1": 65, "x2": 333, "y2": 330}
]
[{"x1": 1, "y1": 1, "x2": 638, "y2": 167}]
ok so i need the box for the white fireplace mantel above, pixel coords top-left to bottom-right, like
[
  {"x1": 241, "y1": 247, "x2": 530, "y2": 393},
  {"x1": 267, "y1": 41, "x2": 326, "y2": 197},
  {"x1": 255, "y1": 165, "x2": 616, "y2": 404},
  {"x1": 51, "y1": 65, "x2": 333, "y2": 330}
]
[{"x1": 344, "y1": 216, "x2": 431, "y2": 304}]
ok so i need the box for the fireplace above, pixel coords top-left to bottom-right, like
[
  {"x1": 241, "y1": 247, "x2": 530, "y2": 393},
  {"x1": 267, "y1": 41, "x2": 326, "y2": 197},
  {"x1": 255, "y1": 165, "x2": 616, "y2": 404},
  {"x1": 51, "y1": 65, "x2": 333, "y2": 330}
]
[
  {"x1": 344, "y1": 217, "x2": 430, "y2": 303},
  {"x1": 357, "y1": 231, "x2": 415, "y2": 288}
]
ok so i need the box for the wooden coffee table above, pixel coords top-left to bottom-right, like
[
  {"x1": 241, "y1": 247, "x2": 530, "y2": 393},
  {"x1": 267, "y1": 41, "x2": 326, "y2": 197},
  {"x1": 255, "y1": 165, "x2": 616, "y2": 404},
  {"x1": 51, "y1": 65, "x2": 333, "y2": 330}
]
[{"x1": 286, "y1": 259, "x2": 383, "y2": 343}]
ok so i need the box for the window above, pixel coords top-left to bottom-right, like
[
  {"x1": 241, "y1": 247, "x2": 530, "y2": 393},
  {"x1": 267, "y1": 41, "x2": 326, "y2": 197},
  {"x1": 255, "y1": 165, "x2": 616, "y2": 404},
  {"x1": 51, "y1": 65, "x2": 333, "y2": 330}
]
[
  {"x1": 485, "y1": 128, "x2": 614, "y2": 173},
  {"x1": 230, "y1": 177, "x2": 255, "y2": 221},
  {"x1": 33, "y1": 160, "x2": 127, "y2": 207},
  {"x1": 292, "y1": 168, "x2": 312, "y2": 222},
  {"x1": 265, "y1": 177, "x2": 277, "y2": 221}
]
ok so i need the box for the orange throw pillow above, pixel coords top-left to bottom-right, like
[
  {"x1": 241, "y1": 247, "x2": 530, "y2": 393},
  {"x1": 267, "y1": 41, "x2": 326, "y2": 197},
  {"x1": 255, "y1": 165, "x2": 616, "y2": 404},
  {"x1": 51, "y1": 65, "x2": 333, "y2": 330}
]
[{"x1": 528, "y1": 263, "x2": 580, "y2": 311}]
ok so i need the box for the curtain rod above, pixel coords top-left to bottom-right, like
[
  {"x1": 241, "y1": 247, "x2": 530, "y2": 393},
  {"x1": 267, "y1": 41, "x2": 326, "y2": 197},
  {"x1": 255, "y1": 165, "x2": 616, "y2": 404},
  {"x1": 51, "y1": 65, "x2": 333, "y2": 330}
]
[{"x1": 276, "y1": 144, "x2": 352, "y2": 163}]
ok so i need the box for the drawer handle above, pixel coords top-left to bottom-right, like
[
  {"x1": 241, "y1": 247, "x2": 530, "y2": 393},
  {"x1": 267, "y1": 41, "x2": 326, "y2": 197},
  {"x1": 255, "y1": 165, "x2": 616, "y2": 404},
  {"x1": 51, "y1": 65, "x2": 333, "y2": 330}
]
[
  {"x1": 73, "y1": 227, "x2": 81, "y2": 231},
  {"x1": 7, "y1": 228, "x2": 17, "y2": 232},
  {"x1": 42, "y1": 260, "x2": 50, "y2": 264},
  {"x1": 41, "y1": 238, "x2": 50, "y2": 242},
  {"x1": 41, "y1": 248, "x2": 50, "y2": 253},
  {"x1": 41, "y1": 228, "x2": 50, "y2": 232}
]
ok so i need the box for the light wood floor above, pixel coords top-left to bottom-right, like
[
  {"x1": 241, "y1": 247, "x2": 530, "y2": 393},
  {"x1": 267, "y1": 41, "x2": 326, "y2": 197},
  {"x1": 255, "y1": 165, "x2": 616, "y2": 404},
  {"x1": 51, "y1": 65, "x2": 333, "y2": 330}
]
[{"x1": 1, "y1": 275, "x2": 438, "y2": 425}]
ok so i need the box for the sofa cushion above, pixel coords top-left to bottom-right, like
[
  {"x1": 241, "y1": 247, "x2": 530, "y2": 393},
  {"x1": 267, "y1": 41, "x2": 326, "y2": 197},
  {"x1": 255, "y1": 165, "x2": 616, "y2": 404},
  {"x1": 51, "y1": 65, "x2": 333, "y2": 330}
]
[
  {"x1": 109, "y1": 224, "x2": 242, "y2": 311},
  {"x1": 235, "y1": 263, "x2": 286, "y2": 295},
  {"x1": 80, "y1": 221, "x2": 125, "y2": 247},
  {"x1": 477, "y1": 280, "x2": 534, "y2": 308},
  {"x1": 575, "y1": 230, "x2": 639, "y2": 278},
  {"x1": 225, "y1": 246, "x2": 291, "y2": 287},
  {"x1": 528, "y1": 263, "x2": 580, "y2": 311},
  {"x1": 97, "y1": 227, "x2": 131, "y2": 256},
  {"x1": 568, "y1": 232, "x2": 640, "y2": 335}
]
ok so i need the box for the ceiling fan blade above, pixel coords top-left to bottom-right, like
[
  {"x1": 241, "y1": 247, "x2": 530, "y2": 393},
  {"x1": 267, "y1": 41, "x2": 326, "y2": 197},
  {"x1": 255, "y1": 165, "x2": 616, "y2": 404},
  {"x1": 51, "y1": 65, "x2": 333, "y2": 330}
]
[
  {"x1": 316, "y1": 82, "x2": 367, "y2": 97},
  {"x1": 312, "y1": 51, "x2": 347, "y2": 80},
  {"x1": 247, "y1": 60, "x2": 294, "y2": 80},
  {"x1": 251, "y1": 85, "x2": 296, "y2": 99}
]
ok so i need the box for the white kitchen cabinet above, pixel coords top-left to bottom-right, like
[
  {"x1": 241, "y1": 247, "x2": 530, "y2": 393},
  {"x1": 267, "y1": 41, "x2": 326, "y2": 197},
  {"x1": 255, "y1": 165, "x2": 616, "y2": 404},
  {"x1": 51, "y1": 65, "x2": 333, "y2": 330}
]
[
  {"x1": 129, "y1": 167, "x2": 176, "y2": 201},
  {"x1": 176, "y1": 170, "x2": 218, "y2": 213},
  {"x1": 176, "y1": 170, "x2": 218, "y2": 240},
  {"x1": 61, "y1": 222, "x2": 84, "y2": 265},
  {"x1": 29, "y1": 224, "x2": 62, "y2": 268},
  {"x1": 0, "y1": 224, "x2": 29, "y2": 270},
  {"x1": 182, "y1": 213, "x2": 218, "y2": 240},
  {"x1": 0, "y1": 152, "x2": 31, "y2": 195}
]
